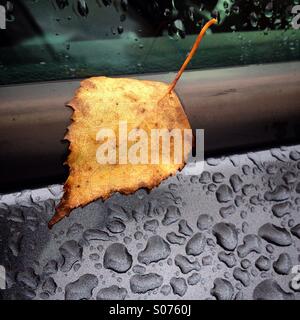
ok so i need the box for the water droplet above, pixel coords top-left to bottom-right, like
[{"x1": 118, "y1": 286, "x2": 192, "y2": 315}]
[
  {"x1": 272, "y1": 202, "x2": 291, "y2": 218},
  {"x1": 130, "y1": 273, "x2": 163, "y2": 294},
  {"x1": 229, "y1": 174, "x2": 243, "y2": 192},
  {"x1": 242, "y1": 184, "x2": 255, "y2": 196},
  {"x1": 273, "y1": 253, "x2": 292, "y2": 275},
  {"x1": 117, "y1": 26, "x2": 124, "y2": 34},
  {"x1": 241, "y1": 259, "x2": 251, "y2": 269},
  {"x1": 134, "y1": 231, "x2": 143, "y2": 240},
  {"x1": 216, "y1": 185, "x2": 233, "y2": 203},
  {"x1": 43, "y1": 260, "x2": 58, "y2": 275},
  {"x1": 202, "y1": 255, "x2": 213, "y2": 266},
  {"x1": 166, "y1": 232, "x2": 186, "y2": 245},
  {"x1": 40, "y1": 292, "x2": 50, "y2": 300},
  {"x1": 289, "y1": 150, "x2": 300, "y2": 161},
  {"x1": 197, "y1": 214, "x2": 213, "y2": 230},
  {"x1": 65, "y1": 274, "x2": 98, "y2": 300},
  {"x1": 282, "y1": 172, "x2": 296, "y2": 185},
  {"x1": 185, "y1": 233, "x2": 206, "y2": 256},
  {"x1": 237, "y1": 234, "x2": 262, "y2": 258},
  {"x1": 213, "y1": 223, "x2": 238, "y2": 251},
  {"x1": 233, "y1": 267, "x2": 250, "y2": 287},
  {"x1": 89, "y1": 253, "x2": 100, "y2": 261},
  {"x1": 218, "y1": 251, "x2": 237, "y2": 268},
  {"x1": 77, "y1": 0, "x2": 89, "y2": 17},
  {"x1": 253, "y1": 279, "x2": 295, "y2": 300},
  {"x1": 178, "y1": 219, "x2": 193, "y2": 236},
  {"x1": 219, "y1": 205, "x2": 236, "y2": 218},
  {"x1": 120, "y1": 0, "x2": 128, "y2": 11},
  {"x1": 143, "y1": 219, "x2": 159, "y2": 233},
  {"x1": 16, "y1": 268, "x2": 39, "y2": 290},
  {"x1": 232, "y1": 5, "x2": 240, "y2": 15},
  {"x1": 199, "y1": 171, "x2": 211, "y2": 184},
  {"x1": 187, "y1": 272, "x2": 201, "y2": 286},
  {"x1": 212, "y1": 172, "x2": 225, "y2": 183},
  {"x1": 250, "y1": 12, "x2": 258, "y2": 28},
  {"x1": 288, "y1": 219, "x2": 295, "y2": 228},
  {"x1": 160, "y1": 284, "x2": 171, "y2": 296},
  {"x1": 264, "y1": 186, "x2": 290, "y2": 202},
  {"x1": 106, "y1": 220, "x2": 126, "y2": 234},
  {"x1": 258, "y1": 223, "x2": 292, "y2": 246},
  {"x1": 56, "y1": 0, "x2": 69, "y2": 10},
  {"x1": 59, "y1": 240, "x2": 83, "y2": 272},
  {"x1": 255, "y1": 256, "x2": 271, "y2": 271},
  {"x1": 132, "y1": 265, "x2": 146, "y2": 274},
  {"x1": 266, "y1": 244, "x2": 274, "y2": 253},
  {"x1": 291, "y1": 224, "x2": 300, "y2": 239},
  {"x1": 103, "y1": 243, "x2": 132, "y2": 273},
  {"x1": 242, "y1": 222, "x2": 249, "y2": 234},
  {"x1": 174, "y1": 254, "x2": 201, "y2": 274},
  {"x1": 211, "y1": 278, "x2": 234, "y2": 300},
  {"x1": 162, "y1": 206, "x2": 181, "y2": 226},
  {"x1": 42, "y1": 277, "x2": 57, "y2": 295},
  {"x1": 170, "y1": 277, "x2": 187, "y2": 297},
  {"x1": 96, "y1": 285, "x2": 127, "y2": 300},
  {"x1": 266, "y1": 164, "x2": 277, "y2": 174},
  {"x1": 264, "y1": 2, "x2": 273, "y2": 18},
  {"x1": 138, "y1": 235, "x2": 170, "y2": 265}
]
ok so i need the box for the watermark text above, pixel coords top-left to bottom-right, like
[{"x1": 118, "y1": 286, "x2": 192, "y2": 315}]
[{"x1": 95, "y1": 121, "x2": 204, "y2": 175}]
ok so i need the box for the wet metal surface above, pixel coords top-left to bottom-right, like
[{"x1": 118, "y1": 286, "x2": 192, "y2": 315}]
[{"x1": 0, "y1": 145, "x2": 300, "y2": 300}]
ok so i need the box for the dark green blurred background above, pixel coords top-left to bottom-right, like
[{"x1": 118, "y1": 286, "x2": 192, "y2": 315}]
[{"x1": 0, "y1": 0, "x2": 299, "y2": 85}]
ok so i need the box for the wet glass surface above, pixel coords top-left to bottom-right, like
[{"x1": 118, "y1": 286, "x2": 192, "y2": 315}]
[
  {"x1": 1, "y1": 144, "x2": 300, "y2": 300},
  {"x1": 0, "y1": 0, "x2": 299, "y2": 85}
]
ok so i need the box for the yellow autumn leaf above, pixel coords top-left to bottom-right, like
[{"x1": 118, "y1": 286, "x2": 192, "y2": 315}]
[{"x1": 48, "y1": 18, "x2": 217, "y2": 228}]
